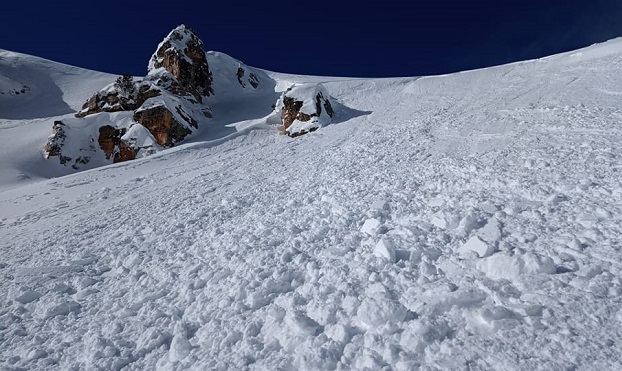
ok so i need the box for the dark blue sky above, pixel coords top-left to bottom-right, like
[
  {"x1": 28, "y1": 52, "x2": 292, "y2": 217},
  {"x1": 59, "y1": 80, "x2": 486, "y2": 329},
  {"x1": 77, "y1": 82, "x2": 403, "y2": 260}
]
[{"x1": 3, "y1": 0, "x2": 622, "y2": 77}]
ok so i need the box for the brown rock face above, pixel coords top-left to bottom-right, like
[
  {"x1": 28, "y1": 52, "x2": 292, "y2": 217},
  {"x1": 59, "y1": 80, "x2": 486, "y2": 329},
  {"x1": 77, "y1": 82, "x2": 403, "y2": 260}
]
[
  {"x1": 281, "y1": 97, "x2": 304, "y2": 130},
  {"x1": 97, "y1": 125, "x2": 138, "y2": 163},
  {"x1": 116, "y1": 141, "x2": 139, "y2": 163},
  {"x1": 98, "y1": 126, "x2": 125, "y2": 159},
  {"x1": 149, "y1": 25, "x2": 213, "y2": 98},
  {"x1": 133, "y1": 106, "x2": 192, "y2": 147}
]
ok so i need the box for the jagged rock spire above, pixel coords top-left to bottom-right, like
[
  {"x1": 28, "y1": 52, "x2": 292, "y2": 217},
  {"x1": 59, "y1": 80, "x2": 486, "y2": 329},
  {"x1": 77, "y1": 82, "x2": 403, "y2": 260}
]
[{"x1": 148, "y1": 25, "x2": 213, "y2": 97}]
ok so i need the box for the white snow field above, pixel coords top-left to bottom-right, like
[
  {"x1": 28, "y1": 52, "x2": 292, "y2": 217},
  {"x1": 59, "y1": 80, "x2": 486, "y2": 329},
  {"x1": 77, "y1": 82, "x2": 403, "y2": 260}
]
[{"x1": 1, "y1": 38, "x2": 622, "y2": 370}]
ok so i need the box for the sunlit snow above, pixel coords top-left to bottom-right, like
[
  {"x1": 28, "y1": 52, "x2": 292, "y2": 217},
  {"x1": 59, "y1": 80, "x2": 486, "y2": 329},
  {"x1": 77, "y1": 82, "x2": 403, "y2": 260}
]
[{"x1": 1, "y1": 38, "x2": 622, "y2": 369}]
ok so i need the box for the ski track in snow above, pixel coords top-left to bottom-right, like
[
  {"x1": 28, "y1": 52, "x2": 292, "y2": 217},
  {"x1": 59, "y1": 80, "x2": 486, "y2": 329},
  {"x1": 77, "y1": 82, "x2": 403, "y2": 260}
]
[{"x1": 1, "y1": 41, "x2": 622, "y2": 370}]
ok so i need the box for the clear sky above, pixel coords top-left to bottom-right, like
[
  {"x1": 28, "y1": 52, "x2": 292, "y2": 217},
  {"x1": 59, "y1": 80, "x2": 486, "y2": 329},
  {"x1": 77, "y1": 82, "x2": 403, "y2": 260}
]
[{"x1": 3, "y1": 0, "x2": 622, "y2": 77}]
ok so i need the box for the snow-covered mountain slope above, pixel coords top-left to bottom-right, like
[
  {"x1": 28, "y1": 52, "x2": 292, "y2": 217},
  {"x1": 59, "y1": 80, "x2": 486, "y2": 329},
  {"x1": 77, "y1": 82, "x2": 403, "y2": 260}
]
[
  {"x1": 0, "y1": 46, "x2": 277, "y2": 190},
  {"x1": 0, "y1": 50, "x2": 116, "y2": 189},
  {"x1": 2, "y1": 38, "x2": 622, "y2": 370}
]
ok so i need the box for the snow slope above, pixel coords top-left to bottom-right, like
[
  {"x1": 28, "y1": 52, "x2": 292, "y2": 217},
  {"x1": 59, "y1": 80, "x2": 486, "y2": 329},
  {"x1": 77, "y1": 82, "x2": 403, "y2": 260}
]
[
  {"x1": 2, "y1": 39, "x2": 622, "y2": 370},
  {"x1": 0, "y1": 50, "x2": 116, "y2": 189}
]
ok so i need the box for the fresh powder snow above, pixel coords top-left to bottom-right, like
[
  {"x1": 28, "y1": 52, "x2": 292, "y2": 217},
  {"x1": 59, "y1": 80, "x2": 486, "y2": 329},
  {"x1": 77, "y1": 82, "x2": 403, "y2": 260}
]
[{"x1": 1, "y1": 37, "x2": 622, "y2": 370}]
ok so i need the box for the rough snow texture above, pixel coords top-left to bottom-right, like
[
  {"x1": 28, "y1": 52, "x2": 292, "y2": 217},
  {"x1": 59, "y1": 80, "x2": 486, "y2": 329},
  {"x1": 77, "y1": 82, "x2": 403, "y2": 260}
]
[{"x1": 2, "y1": 38, "x2": 622, "y2": 370}]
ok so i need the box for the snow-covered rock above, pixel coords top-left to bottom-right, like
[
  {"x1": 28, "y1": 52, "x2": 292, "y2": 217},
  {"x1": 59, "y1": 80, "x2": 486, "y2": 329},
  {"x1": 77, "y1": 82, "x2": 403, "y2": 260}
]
[
  {"x1": 274, "y1": 83, "x2": 335, "y2": 137},
  {"x1": 75, "y1": 77, "x2": 161, "y2": 118},
  {"x1": 148, "y1": 24, "x2": 213, "y2": 97},
  {"x1": 44, "y1": 120, "x2": 98, "y2": 168},
  {"x1": 46, "y1": 26, "x2": 215, "y2": 167}
]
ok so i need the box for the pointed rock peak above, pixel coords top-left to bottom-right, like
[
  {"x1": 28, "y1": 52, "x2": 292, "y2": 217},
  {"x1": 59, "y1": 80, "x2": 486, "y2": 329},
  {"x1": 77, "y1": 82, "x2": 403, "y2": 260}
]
[
  {"x1": 150, "y1": 25, "x2": 203, "y2": 64},
  {"x1": 148, "y1": 25, "x2": 213, "y2": 97}
]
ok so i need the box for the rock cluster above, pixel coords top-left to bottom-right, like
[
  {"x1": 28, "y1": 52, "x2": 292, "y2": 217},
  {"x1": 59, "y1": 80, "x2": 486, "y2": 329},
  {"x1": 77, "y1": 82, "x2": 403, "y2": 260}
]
[
  {"x1": 48, "y1": 25, "x2": 214, "y2": 165},
  {"x1": 236, "y1": 66, "x2": 259, "y2": 89},
  {"x1": 75, "y1": 80, "x2": 160, "y2": 118},
  {"x1": 45, "y1": 25, "x2": 339, "y2": 168}
]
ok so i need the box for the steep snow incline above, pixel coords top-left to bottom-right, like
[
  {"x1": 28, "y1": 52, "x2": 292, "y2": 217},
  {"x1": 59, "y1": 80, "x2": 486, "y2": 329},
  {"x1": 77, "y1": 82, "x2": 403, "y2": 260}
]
[
  {"x1": 192, "y1": 51, "x2": 279, "y2": 140},
  {"x1": 0, "y1": 49, "x2": 115, "y2": 118},
  {"x1": 0, "y1": 50, "x2": 115, "y2": 189},
  {"x1": 2, "y1": 39, "x2": 622, "y2": 370}
]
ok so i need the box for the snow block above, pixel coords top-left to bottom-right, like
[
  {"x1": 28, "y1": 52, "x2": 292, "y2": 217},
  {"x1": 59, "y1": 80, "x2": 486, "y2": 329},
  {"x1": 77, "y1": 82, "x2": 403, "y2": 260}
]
[
  {"x1": 478, "y1": 217, "x2": 502, "y2": 243},
  {"x1": 430, "y1": 215, "x2": 448, "y2": 229},
  {"x1": 15, "y1": 290, "x2": 42, "y2": 304},
  {"x1": 169, "y1": 333, "x2": 191, "y2": 362},
  {"x1": 458, "y1": 236, "x2": 495, "y2": 258},
  {"x1": 360, "y1": 218, "x2": 382, "y2": 236},
  {"x1": 477, "y1": 252, "x2": 556, "y2": 280},
  {"x1": 374, "y1": 237, "x2": 397, "y2": 263}
]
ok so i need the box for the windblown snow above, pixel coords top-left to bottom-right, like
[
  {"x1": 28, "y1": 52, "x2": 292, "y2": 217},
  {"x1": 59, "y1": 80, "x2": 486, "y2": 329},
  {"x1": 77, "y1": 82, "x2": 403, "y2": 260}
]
[{"x1": 2, "y1": 38, "x2": 622, "y2": 370}]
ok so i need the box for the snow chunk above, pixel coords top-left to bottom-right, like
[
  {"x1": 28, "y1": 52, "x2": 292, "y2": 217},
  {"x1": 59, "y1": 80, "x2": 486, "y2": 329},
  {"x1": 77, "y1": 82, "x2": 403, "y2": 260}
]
[
  {"x1": 43, "y1": 301, "x2": 81, "y2": 319},
  {"x1": 360, "y1": 218, "x2": 382, "y2": 236},
  {"x1": 169, "y1": 333, "x2": 191, "y2": 362},
  {"x1": 27, "y1": 349, "x2": 48, "y2": 361},
  {"x1": 456, "y1": 210, "x2": 481, "y2": 237},
  {"x1": 286, "y1": 311, "x2": 321, "y2": 337},
  {"x1": 477, "y1": 217, "x2": 502, "y2": 243},
  {"x1": 431, "y1": 215, "x2": 448, "y2": 229},
  {"x1": 400, "y1": 320, "x2": 450, "y2": 354},
  {"x1": 374, "y1": 237, "x2": 397, "y2": 262},
  {"x1": 15, "y1": 290, "x2": 42, "y2": 304},
  {"x1": 458, "y1": 236, "x2": 495, "y2": 258},
  {"x1": 370, "y1": 200, "x2": 389, "y2": 210},
  {"x1": 121, "y1": 124, "x2": 158, "y2": 149},
  {"x1": 355, "y1": 283, "x2": 407, "y2": 329},
  {"x1": 431, "y1": 211, "x2": 460, "y2": 230},
  {"x1": 477, "y1": 252, "x2": 556, "y2": 280}
]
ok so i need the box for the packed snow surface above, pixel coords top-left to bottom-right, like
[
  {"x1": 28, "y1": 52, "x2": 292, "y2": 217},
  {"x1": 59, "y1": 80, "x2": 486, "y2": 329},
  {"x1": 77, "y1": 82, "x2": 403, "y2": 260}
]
[{"x1": 2, "y1": 39, "x2": 622, "y2": 370}]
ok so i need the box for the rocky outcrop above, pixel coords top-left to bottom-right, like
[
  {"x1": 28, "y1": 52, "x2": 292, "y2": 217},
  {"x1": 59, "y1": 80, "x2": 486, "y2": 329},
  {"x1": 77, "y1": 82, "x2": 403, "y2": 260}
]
[
  {"x1": 133, "y1": 105, "x2": 193, "y2": 147},
  {"x1": 51, "y1": 25, "x2": 217, "y2": 168},
  {"x1": 236, "y1": 66, "x2": 259, "y2": 89},
  {"x1": 97, "y1": 125, "x2": 137, "y2": 163},
  {"x1": 44, "y1": 120, "x2": 94, "y2": 168},
  {"x1": 76, "y1": 81, "x2": 160, "y2": 118},
  {"x1": 275, "y1": 84, "x2": 335, "y2": 137},
  {"x1": 116, "y1": 141, "x2": 139, "y2": 163},
  {"x1": 47, "y1": 24, "x2": 317, "y2": 171},
  {"x1": 148, "y1": 25, "x2": 213, "y2": 98},
  {"x1": 44, "y1": 121, "x2": 67, "y2": 158}
]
